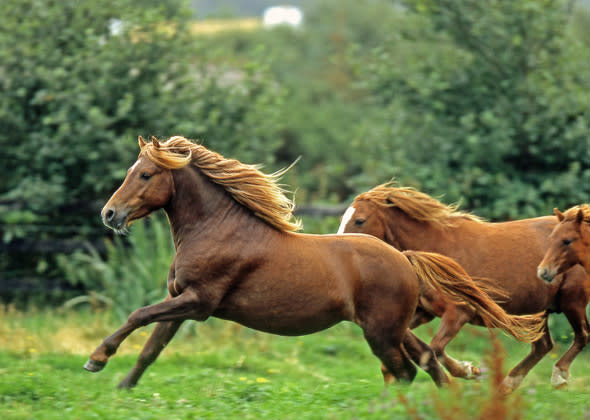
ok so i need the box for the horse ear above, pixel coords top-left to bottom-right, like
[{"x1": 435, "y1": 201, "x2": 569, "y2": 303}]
[
  {"x1": 151, "y1": 136, "x2": 161, "y2": 149},
  {"x1": 554, "y1": 208, "x2": 565, "y2": 222},
  {"x1": 138, "y1": 135, "x2": 146, "y2": 149},
  {"x1": 576, "y1": 208, "x2": 584, "y2": 224}
]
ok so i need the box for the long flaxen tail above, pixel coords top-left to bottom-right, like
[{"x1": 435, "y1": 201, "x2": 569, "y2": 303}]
[{"x1": 403, "y1": 250, "x2": 545, "y2": 343}]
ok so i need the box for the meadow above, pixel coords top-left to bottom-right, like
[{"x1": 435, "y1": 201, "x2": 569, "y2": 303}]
[
  {"x1": 2, "y1": 307, "x2": 589, "y2": 420},
  {"x1": 2, "y1": 2, "x2": 590, "y2": 419}
]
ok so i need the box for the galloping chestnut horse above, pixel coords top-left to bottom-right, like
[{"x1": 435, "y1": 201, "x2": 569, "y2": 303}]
[
  {"x1": 339, "y1": 183, "x2": 590, "y2": 392},
  {"x1": 86, "y1": 135, "x2": 439, "y2": 387},
  {"x1": 538, "y1": 205, "x2": 590, "y2": 280},
  {"x1": 85, "y1": 136, "x2": 537, "y2": 390}
]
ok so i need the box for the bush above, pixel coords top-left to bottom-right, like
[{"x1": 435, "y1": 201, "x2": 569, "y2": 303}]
[
  {"x1": 0, "y1": 0, "x2": 287, "y2": 239},
  {"x1": 58, "y1": 215, "x2": 173, "y2": 320},
  {"x1": 350, "y1": 0, "x2": 590, "y2": 219},
  {"x1": 0, "y1": 0, "x2": 288, "y2": 301}
]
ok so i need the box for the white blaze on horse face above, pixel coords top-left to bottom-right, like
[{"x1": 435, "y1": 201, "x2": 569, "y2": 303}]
[
  {"x1": 337, "y1": 206, "x2": 356, "y2": 234},
  {"x1": 127, "y1": 158, "x2": 141, "y2": 174},
  {"x1": 129, "y1": 159, "x2": 141, "y2": 173}
]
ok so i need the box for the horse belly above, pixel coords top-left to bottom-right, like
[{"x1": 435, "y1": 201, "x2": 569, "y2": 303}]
[{"x1": 213, "y1": 282, "x2": 350, "y2": 336}]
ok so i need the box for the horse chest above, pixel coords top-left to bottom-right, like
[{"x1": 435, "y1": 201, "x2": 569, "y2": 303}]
[{"x1": 167, "y1": 254, "x2": 233, "y2": 296}]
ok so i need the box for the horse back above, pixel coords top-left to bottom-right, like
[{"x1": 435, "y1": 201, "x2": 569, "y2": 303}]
[{"x1": 428, "y1": 216, "x2": 563, "y2": 313}]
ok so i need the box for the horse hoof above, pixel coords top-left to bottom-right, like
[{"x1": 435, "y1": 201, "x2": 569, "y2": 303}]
[
  {"x1": 458, "y1": 361, "x2": 480, "y2": 379},
  {"x1": 499, "y1": 384, "x2": 513, "y2": 396},
  {"x1": 383, "y1": 373, "x2": 396, "y2": 386},
  {"x1": 117, "y1": 381, "x2": 136, "y2": 390},
  {"x1": 499, "y1": 375, "x2": 523, "y2": 395},
  {"x1": 84, "y1": 359, "x2": 107, "y2": 372},
  {"x1": 551, "y1": 366, "x2": 568, "y2": 389}
]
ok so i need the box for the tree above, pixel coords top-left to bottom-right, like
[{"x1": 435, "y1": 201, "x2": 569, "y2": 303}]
[
  {"x1": 353, "y1": 0, "x2": 590, "y2": 219},
  {"x1": 0, "y1": 0, "x2": 286, "y2": 301}
]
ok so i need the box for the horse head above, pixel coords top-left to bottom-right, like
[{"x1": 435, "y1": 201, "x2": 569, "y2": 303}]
[
  {"x1": 101, "y1": 136, "x2": 174, "y2": 233},
  {"x1": 537, "y1": 207, "x2": 590, "y2": 282},
  {"x1": 337, "y1": 198, "x2": 405, "y2": 249}
]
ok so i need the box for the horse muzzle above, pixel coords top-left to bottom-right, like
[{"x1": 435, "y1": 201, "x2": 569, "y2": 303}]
[
  {"x1": 101, "y1": 206, "x2": 129, "y2": 232},
  {"x1": 537, "y1": 265, "x2": 556, "y2": 283}
]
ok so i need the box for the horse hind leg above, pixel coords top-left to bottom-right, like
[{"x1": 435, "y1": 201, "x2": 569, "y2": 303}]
[
  {"x1": 118, "y1": 320, "x2": 184, "y2": 389},
  {"x1": 376, "y1": 308, "x2": 437, "y2": 385},
  {"x1": 551, "y1": 304, "x2": 590, "y2": 389},
  {"x1": 430, "y1": 307, "x2": 480, "y2": 379},
  {"x1": 500, "y1": 318, "x2": 552, "y2": 394},
  {"x1": 364, "y1": 330, "x2": 417, "y2": 384},
  {"x1": 403, "y1": 330, "x2": 450, "y2": 387}
]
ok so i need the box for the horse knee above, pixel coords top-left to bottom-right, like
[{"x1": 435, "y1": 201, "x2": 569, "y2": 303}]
[
  {"x1": 127, "y1": 309, "x2": 147, "y2": 327},
  {"x1": 534, "y1": 334, "x2": 553, "y2": 354},
  {"x1": 430, "y1": 344, "x2": 444, "y2": 360},
  {"x1": 568, "y1": 331, "x2": 589, "y2": 352},
  {"x1": 428, "y1": 337, "x2": 447, "y2": 359}
]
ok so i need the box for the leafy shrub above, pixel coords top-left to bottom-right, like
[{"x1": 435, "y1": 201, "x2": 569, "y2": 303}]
[
  {"x1": 57, "y1": 215, "x2": 173, "y2": 320},
  {"x1": 0, "y1": 0, "x2": 287, "y2": 239},
  {"x1": 350, "y1": 0, "x2": 590, "y2": 219},
  {"x1": 0, "y1": 0, "x2": 288, "y2": 302}
]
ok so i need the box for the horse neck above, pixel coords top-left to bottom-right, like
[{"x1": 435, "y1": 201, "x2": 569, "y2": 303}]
[
  {"x1": 384, "y1": 207, "x2": 462, "y2": 252},
  {"x1": 164, "y1": 166, "x2": 261, "y2": 247}
]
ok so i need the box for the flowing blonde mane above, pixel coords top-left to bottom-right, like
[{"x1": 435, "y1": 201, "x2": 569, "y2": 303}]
[
  {"x1": 141, "y1": 136, "x2": 301, "y2": 232},
  {"x1": 355, "y1": 182, "x2": 484, "y2": 228},
  {"x1": 564, "y1": 204, "x2": 590, "y2": 223}
]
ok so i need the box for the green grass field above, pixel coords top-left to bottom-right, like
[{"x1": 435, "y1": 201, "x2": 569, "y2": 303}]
[{"x1": 1, "y1": 309, "x2": 589, "y2": 419}]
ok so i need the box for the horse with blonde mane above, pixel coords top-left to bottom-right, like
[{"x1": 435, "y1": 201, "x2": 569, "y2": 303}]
[
  {"x1": 85, "y1": 136, "x2": 540, "y2": 391},
  {"x1": 538, "y1": 205, "x2": 590, "y2": 280},
  {"x1": 339, "y1": 182, "x2": 590, "y2": 392}
]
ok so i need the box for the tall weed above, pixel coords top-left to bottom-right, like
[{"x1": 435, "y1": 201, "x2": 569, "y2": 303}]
[
  {"x1": 57, "y1": 214, "x2": 173, "y2": 320},
  {"x1": 427, "y1": 334, "x2": 524, "y2": 420}
]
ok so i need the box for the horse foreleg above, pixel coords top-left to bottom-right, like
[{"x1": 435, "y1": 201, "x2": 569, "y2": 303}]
[
  {"x1": 500, "y1": 318, "x2": 552, "y2": 394},
  {"x1": 430, "y1": 307, "x2": 479, "y2": 379},
  {"x1": 117, "y1": 320, "x2": 184, "y2": 389},
  {"x1": 551, "y1": 305, "x2": 590, "y2": 389},
  {"x1": 84, "y1": 290, "x2": 200, "y2": 372},
  {"x1": 403, "y1": 330, "x2": 450, "y2": 387}
]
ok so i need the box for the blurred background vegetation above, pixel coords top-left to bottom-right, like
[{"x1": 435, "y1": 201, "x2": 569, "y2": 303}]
[{"x1": 0, "y1": 0, "x2": 589, "y2": 313}]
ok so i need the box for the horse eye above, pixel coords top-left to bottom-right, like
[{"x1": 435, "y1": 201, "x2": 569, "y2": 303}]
[
  {"x1": 562, "y1": 238, "x2": 572, "y2": 246},
  {"x1": 355, "y1": 218, "x2": 366, "y2": 226},
  {"x1": 140, "y1": 172, "x2": 152, "y2": 180}
]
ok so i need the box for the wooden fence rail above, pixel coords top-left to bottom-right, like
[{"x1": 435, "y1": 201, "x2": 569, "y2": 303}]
[{"x1": 1, "y1": 203, "x2": 346, "y2": 299}]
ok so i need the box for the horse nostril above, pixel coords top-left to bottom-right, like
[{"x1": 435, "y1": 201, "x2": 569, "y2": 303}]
[
  {"x1": 537, "y1": 266, "x2": 551, "y2": 282},
  {"x1": 104, "y1": 209, "x2": 115, "y2": 222}
]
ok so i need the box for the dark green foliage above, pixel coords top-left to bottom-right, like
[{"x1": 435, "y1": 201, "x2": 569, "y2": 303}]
[
  {"x1": 0, "y1": 0, "x2": 193, "y2": 231},
  {"x1": 2, "y1": 0, "x2": 590, "y2": 304},
  {"x1": 200, "y1": 0, "x2": 407, "y2": 202},
  {"x1": 0, "y1": 0, "x2": 285, "y2": 239},
  {"x1": 0, "y1": 0, "x2": 286, "y2": 300},
  {"x1": 354, "y1": 0, "x2": 590, "y2": 219}
]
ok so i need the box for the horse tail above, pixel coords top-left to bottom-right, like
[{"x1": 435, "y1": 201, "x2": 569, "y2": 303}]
[
  {"x1": 403, "y1": 251, "x2": 545, "y2": 343},
  {"x1": 470, "y1": 276, "x2": 509, "y2": 303}
]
